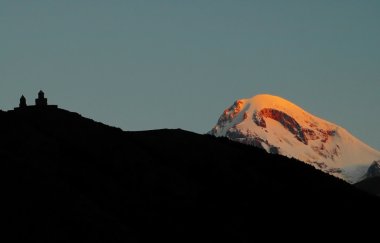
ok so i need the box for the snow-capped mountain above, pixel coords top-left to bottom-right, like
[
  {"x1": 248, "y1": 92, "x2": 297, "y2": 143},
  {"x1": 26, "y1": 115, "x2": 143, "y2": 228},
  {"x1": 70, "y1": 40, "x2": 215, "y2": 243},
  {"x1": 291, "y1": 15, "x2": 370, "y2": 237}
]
[{"x1": 209, "y1": 94, "x2": 380, "y2": 183}]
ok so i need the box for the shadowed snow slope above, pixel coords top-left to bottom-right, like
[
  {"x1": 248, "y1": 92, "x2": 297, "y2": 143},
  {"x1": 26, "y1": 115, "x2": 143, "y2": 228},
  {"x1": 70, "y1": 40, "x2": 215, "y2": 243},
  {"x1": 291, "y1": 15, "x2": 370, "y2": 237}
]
[{"x1": 209, "y1": 94, "x2": 380, "y2": 183}]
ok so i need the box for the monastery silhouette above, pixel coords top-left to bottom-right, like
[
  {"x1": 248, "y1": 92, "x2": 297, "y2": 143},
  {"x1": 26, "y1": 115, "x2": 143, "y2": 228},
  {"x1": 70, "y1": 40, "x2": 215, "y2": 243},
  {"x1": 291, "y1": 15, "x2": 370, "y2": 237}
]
[{"x1": 14, "y1": 90, "x2": 58, "y2": 111}]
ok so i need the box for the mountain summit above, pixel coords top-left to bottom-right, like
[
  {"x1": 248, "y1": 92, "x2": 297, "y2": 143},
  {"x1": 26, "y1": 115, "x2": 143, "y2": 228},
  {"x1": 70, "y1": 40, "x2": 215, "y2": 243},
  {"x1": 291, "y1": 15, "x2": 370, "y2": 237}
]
[{"x1": 209, "y1": 94, "x2": 380, "y2": 183}]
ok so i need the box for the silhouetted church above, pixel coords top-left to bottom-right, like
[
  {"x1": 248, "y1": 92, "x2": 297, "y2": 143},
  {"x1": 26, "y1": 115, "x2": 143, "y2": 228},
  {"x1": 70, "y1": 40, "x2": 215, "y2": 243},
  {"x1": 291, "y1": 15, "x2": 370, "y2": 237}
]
[
  {"x1": 35, "y1": 90, "x2": 48, "y2": 107},
  {"x1": 14, "y1": 91, "x2": 58, "y2": 111},
  {"x1": 19, "y1": 95, "x2": 27, "y2": 108}
]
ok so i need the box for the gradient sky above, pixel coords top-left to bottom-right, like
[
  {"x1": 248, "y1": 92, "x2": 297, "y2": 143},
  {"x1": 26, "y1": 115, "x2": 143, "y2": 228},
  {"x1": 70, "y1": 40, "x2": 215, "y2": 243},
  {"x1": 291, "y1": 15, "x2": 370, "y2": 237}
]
[{"x1": 1, "y1": 1, "x2": 380, "y2": 149}]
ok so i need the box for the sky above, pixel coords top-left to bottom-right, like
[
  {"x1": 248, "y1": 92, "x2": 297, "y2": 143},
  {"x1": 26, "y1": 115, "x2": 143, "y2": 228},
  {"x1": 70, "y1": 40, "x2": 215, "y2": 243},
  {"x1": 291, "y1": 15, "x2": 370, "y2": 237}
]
[{"x1": 1, "y1": 0, "x2": 380, "y2": 149}]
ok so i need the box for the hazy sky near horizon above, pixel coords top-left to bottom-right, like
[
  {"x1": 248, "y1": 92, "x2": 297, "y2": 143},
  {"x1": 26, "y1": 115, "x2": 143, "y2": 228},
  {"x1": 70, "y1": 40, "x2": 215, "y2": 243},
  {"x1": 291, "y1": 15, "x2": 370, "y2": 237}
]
[{"x1": 1, "y1": 1, "x2": 380, "y2": 149}]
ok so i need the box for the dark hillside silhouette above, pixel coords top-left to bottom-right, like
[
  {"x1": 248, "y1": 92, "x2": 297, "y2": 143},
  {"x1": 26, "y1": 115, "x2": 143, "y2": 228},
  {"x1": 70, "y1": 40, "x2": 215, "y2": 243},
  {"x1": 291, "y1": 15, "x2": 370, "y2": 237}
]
[
  {"x1": 1, "y1": 102, "x2": 379, "y2": 242},
  {"x1": 355, "y1": 177, "x2": 380, "y2": 196}
]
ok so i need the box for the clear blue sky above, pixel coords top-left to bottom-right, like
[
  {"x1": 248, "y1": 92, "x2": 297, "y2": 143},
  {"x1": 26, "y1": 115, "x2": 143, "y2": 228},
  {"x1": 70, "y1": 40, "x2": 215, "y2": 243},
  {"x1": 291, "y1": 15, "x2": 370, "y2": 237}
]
[{"x1": 1, "y1": 0, "x2": 380, "y2": 149}]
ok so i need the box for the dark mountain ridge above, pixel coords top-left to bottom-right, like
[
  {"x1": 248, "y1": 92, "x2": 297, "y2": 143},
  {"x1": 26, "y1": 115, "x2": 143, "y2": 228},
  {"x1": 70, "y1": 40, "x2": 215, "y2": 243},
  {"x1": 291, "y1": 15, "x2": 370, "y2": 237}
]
[
  {"x1": 1, "y1": 107, "x2": 379, "y2": 241},
  {"x1": 355, "y1": 177, "x2": 380, "y2": 196}
]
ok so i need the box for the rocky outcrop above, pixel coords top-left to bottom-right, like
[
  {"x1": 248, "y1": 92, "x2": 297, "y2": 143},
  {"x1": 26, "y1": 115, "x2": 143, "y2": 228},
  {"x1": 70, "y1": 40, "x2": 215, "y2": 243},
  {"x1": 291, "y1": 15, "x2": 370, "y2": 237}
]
[
  {"x1": 253, "y1": 108, "x2": 307, "y2": 144},
  {"x1": 225, "y1": 128, "x2": 279, "y2": 154},
  {"x1": 210, "y1": 100, "x2": 245, "y2": 133},
  {"x1": 365, "y1": 161, "x2": 380, "y2": 178}
]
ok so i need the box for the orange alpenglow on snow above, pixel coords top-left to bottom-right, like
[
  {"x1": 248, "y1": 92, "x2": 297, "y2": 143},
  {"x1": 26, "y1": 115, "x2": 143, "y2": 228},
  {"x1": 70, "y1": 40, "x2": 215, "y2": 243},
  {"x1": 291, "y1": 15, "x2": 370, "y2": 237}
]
[{"x1": 209, "y1": 94, "x2": 380, "y2": 183}]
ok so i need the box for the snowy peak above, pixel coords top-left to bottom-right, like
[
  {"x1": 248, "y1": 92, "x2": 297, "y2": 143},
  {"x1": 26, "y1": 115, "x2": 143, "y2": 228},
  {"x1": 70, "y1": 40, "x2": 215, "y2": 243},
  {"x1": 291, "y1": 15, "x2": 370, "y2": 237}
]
[
  {"x1": 210, "y1": 94, "x2": 380, "y2": 183},
  {"x1": 211, "y1": 94, "x2": 336, "y2": 136}
]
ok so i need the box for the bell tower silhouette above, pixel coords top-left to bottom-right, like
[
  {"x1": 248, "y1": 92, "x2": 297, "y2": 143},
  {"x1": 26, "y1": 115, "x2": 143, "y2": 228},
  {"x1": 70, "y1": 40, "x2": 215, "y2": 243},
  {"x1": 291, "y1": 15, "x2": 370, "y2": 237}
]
[
  {"x1": 19, "y1": 95, "x2": 27, "y2": 108},
  {"x1": 35, "y1": 90, "x2": 48, "y2": 107}
]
